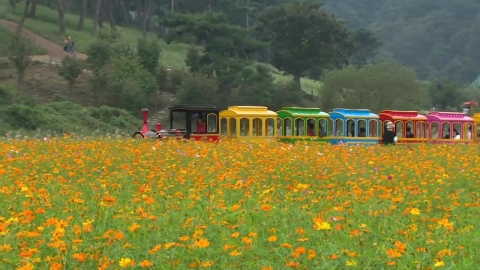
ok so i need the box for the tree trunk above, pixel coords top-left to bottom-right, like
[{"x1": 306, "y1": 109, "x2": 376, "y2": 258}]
[
  {"x1": 57, "y1": 0, "x2": 66, "y2": 35},
  {"x1": 171, "y1": 0, "x2": 174, "y2": 13},
  {"x1": 9, "y1": 0, "x2": 16, "y2": 9},
  {"x1": 108, "y1": 1, "x2": 116, "y2": 28},
  {"x1": 246, "y1": 0, "x2": 249, "y2": 30},
  {"x1": 29, "y1": 0, "x2": 37, "y2": 18},
  {"x1": 16, "y1": 0, "x2": 31, "y2": 35},
  {"x1": 92, "y1": 0, "x2": 101, "y2": 37},
  {"x1": 293, "y1": 74, "x2": 302, "y2": 91},
  {"x1": 141, "y1": 0, "x2": 152, "y2": 38},
  {"x1": 120, "y1": 0, "x2": 130, "y2": 25},
  {"x1": 77, "y1": 0, "x2": 87, "y2": 30}
]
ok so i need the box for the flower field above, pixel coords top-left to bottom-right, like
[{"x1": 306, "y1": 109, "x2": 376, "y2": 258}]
[{"x1": 1, "y1": 139, "x2": 479, "y2": 269}]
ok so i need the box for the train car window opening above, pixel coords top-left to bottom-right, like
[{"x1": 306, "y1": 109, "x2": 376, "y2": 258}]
[
  {"x1": 453, "y1": 123, "x2": 461, "y2": 139},
  {"x1": 335, "y1": 119, "x2": 344, "y2": 136},
  {"x1": 171, "y1": 111, "x2": 187, "y2": 130},
  {"x1": 318, "y1": 119, "x2": 327, "y2": 137},
  {"x1": 220, "y1": 118, "x2": 228, "y2": 135},
  {"x1": 368, "y1": 120, "x2": 378, "y2": 137},
  {"x1": 442, "y1": 123, "x2": 451, "y2": 139},
  {"x1": 266, "y1": 118, "x2": 275, "y2": 136},
  {"x1": 347, "y1": 119, "x2": 356, "y2": 137},
  {"x1": 416, "y1": 121, "x2": 426, "y2": 138},
  {"x1": 284, "y1": 118, "x2": 292, "y2": 136},
  {"x1": 406, "y1": 121, "x2": 415, "y2": 138},
  {"x1": 240, "y1": 118, "x2": 250, "y2": 136},
  {"x1": 206, "y1": 113, "x2": 217, "y2": 132},
  {"x1": 431, "y1": 122, "x2": 439, "y2": 138},
  {"x1": 252, "y1": 118, "x2": 263, "y2": 136},
  {"x1": 395, "y1": 121, "x2": 404, "y2": 138},
  {"x1": 276, "y1": 118, "x2": 282, "y2": 136},
  {"x1": 307, "y1": 118, "x2": 316, "y2": 136},
  {"x1": 295, "y1": 118, "x2": 305, "y2": 136},
  {"x1": 465, "y1": 123, "x2": 472, "y2": 139},
  {"x1": 229, "y1": 118, "x2": 237, "y2": 137},
  {"x1": 357, "y1": 119, "x2": 366, "y2": 137},
  {"x1": 327, "y1": 119, "x2": 334, "y2": 136}
]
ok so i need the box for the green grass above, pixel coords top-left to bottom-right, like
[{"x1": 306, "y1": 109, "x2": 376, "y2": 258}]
[
  {"x1": 0, "y1": 25, "x2": 47, "y2": 56},
  {"x1": 0, "y1": 0, "x2": 322, "y2": 94}
]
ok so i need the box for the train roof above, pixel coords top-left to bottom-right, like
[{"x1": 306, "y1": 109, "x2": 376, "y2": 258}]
[
  {"x1": 277, "y1": 107, "x2": 329, "y2": 118},
  {"x1": 168, "y1": 104, "x2": 221, "y2": 111},
  {"x1": 329, "y1": 108, "x2": 379, "y2": 119},
  {"x1": 378, "y1": 110, "x2": 428, "y2": 120},
  {"x1": 220, "y1": 106, "x2": 277, "y2": 117},
  {"x1": 426, "y1": 111, "x2": 473, "y2": 122}
]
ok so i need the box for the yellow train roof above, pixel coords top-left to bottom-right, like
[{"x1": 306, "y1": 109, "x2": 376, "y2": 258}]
[{"x1": 220, "y1": 106, "x2": 278, "y2": 117}]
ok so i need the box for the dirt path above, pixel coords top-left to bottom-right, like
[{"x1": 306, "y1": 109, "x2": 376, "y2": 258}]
[{"x1": 0, "y1": 19, "x2": 87, "y2": 62}]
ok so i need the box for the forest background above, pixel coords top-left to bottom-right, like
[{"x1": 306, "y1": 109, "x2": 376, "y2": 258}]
[{"x1": 0, "y1": 0, "x2": 479, "y2": 135}]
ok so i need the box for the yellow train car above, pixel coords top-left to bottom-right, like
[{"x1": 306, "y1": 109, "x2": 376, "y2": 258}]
[
  {"x1": 473, "y1": 113, "x2": 480, "y2": 141},
  {"x1": 219, "y1": 106, "x2": 278, "y2": 140}
]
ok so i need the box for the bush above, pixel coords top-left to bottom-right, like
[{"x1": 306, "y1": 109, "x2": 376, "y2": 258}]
[
  {"x1": 137, "y1": 37, "x2": 162, "y2": 74},
  {"x1": 0, "y1": 84, "x2": 17, "y2": 106}
]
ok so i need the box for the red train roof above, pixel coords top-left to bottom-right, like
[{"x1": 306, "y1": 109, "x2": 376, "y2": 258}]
[{"x1": 378, "y1": 110, "x2": 427, "y2": 120}]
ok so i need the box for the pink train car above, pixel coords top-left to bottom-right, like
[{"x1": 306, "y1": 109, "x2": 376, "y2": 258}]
[{"x1": 425, "y1": 112, "x2": 474, "y2": 142}]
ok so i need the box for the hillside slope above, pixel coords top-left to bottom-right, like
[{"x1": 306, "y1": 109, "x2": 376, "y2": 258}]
[{"x1": 0, "y1": 0, "x2": 322, "y2": 93}]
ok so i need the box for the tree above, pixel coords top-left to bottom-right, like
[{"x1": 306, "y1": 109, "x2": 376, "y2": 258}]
[
  {"x1": 92, "y1": 0, "x2": 102, "y2": 37},
  {"x1": 77, "y1": 0, "x2": 87, "y2": 30},
  {"x1": 29, "y1": 0, "x2": 37, "y2": 18},
  {"x1": 428, "y1": 80, "x2": 464, "y2": 111},
  {"x1": 257, "y1": 1, "x2": 353, "y2": 88},
  {"x1": 136, "y1": 37, "x2": 161, "y2": 74},
  {"x1": 320, "y1": 61, "x2": 427, "y2": 113},
  {"x1": 177, "y1": 74, "x2": 220, "y2": 104},
  {"x1": 16, "y1": 0, "x2": 32, "y2": 35},
  {"x1": 7, "y1": 36, "x2": 33, "y2": 83},
  {"x1": 9, "y1": 0, "x2": 16, "y2": 9},
  {"x1": 349, "y1": 28, "x2": 382, "y2": 68},
  {"x1": 56, "y1": 0, "x2": 67, "y2": 35},
  {"x1": 58, "y1": 56, "x2": 83, "y2": 92}
]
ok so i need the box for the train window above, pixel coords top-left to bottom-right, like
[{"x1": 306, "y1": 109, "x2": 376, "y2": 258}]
[
  {"x1": 220, "y1": 118, "x2": 228, "y2": 135},
  {"x1": 395, "y1": 121, "x2": 404, "y2": 138},
  {"x1": 441, "y1": 123, "x2": 451, "y2": 139},
  {"x1": 335, "y1": 119, "x2": 344, "y2": 136},
  {"x1": 357, "y1": 119, "x2": 366, "y2": 137},
  {"x1": 284, "y1": 118, "x2": 292, "y2": 136},
  {"x1": 266, "y1": 118, "x2": 275, "y2": 136},
  {"x1": 207, "y1": 113, "x2": 217, "y2": 132},
  {"x1": 229, "y1": 118, "x2": 237, "y2": 137},
  {"x1": 318, "y1": 119, "x2": 327, "y2": 137},
  {"x1": 327, "y1": 119, "x2": 334, "y2": 136},
  {"x1": 277, "y1": 118, "x2": 282, "y2": 136},
  {"x1": 240, "y1": 118, "x2": 250, "y2": 136},
  {"x1": 430, "y1": 122, "x2": 439, "y2": 138},
  {"x1": 252, "y1": 118, "x2": 263, "y2": 136},
  {"x1": 416, "y1": 122, "x2": 426, "y2": 138},
  {"x1": 306, "y1": 118, "x2": 315, "y2": 136},
  {"x1": 406, "y1": 121, "x2": 414, "y2": 138},
  {"x1": 453, "y1": 123, "x2": 461, "y2": 139},
  {"x1": 346, "y1": 119, "x2": 355, "y2": 137},
  {"x1": 465, "y1": 123, "x2": 472, "y2": 139},
  {"x1": 368, "y1": 120, "x2": 378, "y2": 137},
  {"x1": 295, "y1": 118, "x2": 305, "y2": 136},
  {"x1": 171, "y1": 111, "x2": 187, "y2": 130}
]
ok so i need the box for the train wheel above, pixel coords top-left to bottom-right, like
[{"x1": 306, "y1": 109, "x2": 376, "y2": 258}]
[{"x1": 132, "y1": 132, "x2": 145, "y2": 139}]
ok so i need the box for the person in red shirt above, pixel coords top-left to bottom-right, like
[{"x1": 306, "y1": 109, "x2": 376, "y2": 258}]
[
  {"x1": 307, "y1": 122, "x2": 315, "y2": 136},
  {"x1": 196, "y1": 118, "x2": 206, "y2": 133}
]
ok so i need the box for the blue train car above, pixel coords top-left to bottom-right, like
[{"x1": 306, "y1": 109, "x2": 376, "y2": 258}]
[{"x1": 328, "y1": 108, "x2": 381, "y2": 145}]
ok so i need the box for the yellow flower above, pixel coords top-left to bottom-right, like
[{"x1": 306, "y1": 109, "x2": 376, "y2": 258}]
[
  {"x1": 434, "y1": 261, "x2": 445, "y2": 267},
  {"x1": 119, "y1": 257, "x2": 135, "y2": 268},
  {"x1": 315, "y1": 221, "x2": 331, "y2": 230},
  {"x1": 409, "y1": 208, "x2": 421, "y2": 215},
  {"x1": 346, "y1": 260, "x2": 357, "y2": 266}
]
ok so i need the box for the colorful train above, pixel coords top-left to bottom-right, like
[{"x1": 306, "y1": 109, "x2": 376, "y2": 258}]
[{"x1": 133, "y1": 104, "x2": 480, "y2": 145}]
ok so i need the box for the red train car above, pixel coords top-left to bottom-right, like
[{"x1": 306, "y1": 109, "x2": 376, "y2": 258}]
[
  {"x1": 378, "y1": 110, "x2": 428, "y2": 144},
  {"x1": 168, "y1": 104, "x2": 222, "y2": 142}
]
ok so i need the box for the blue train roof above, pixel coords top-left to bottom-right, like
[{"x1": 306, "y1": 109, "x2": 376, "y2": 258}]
[{"x1": 329, "y1": 108, "x2": 379, "y2": 119}]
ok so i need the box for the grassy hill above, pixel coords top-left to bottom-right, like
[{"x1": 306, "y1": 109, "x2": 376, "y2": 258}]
[
  {"x1": 0, "y1": 0, "x2": 322, "y2": 94},
  {"x1": 0, "y1": 25, "x2": 46, "y2": 56}
]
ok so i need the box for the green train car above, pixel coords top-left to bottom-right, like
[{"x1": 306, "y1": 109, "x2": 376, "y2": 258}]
[{"x1": 277, "y1": 107, "x2": 330, "y2": 143}]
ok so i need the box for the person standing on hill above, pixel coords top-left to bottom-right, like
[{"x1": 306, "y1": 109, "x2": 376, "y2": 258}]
[
  {"x1": 62, "y1": 37, "x2": 68, "y2": 54},
  {"x1": 68, "y1": 36, "x2": 75, "y2": 54}
]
